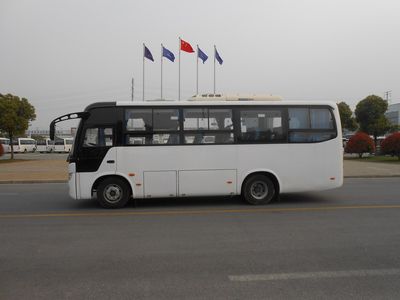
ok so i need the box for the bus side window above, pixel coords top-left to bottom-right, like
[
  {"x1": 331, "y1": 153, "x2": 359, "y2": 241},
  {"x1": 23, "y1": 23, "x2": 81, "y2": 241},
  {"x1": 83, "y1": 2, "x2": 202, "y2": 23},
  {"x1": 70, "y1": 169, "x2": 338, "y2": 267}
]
[
  {"x1": 239, "y1": 109, "x2": 284, "y2": 143},
  {"x1": 83, "y1": 128, "x2": 113, "y2": 147},
  {"x1": 288, "y1": 108, "x2": 336, "y2": 143},
  {"x1": 183, "y1": 108, "x2": 208, "y2": 130},
  {"x1": 289, "y1": 108, "x2": 309, "y2": 129},
  {"x1": 125, "y1": 109, "x2": 153, "y2": 131}
]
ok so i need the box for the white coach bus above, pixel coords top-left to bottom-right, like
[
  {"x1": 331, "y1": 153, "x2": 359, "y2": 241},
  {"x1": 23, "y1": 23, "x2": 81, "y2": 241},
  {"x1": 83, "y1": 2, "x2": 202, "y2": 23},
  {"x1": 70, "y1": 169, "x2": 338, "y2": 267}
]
[
  {"x1": 54, "y1": 137, "x2": 74, "y2": 153},
  {"x1": 36, "y1": 138, "x2": 55, "y2": 153},
  {"x1": 50, "y1": 96, "x2": 343, "y2": 208},
  {"x1": 12, "y1": 138, "x2": 37, "y2": 153}
]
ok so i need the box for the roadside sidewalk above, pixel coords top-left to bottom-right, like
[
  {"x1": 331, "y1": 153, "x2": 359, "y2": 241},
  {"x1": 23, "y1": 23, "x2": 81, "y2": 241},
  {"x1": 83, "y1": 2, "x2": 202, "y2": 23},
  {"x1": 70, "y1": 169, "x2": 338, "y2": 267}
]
[
  {"x1": 0, "y1": 158, "x2": 399, "y2": 184},
  {"x1": 0, "y1": 160, "x2": 68, "y2": 183},
  {"x1": 344, "y1": 159, "x2": 400, "y2": 178}
]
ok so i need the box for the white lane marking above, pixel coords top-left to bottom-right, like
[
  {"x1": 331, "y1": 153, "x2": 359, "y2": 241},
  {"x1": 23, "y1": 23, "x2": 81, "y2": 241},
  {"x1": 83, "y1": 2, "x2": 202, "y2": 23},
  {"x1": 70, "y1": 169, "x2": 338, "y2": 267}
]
[{"x1": 229, "y1": 269, "x2": 400, "y2": 282}]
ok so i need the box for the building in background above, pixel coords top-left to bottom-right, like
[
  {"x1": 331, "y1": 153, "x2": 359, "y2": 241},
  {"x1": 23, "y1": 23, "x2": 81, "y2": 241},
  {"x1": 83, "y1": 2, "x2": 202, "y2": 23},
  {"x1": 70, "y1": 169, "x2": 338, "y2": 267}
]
[
  {"x1": 26, "y1": 128, "x2": 76, "y2": 138},
  {"x1": 386, "y1": 103, "x2": 400, "y2": 126}
]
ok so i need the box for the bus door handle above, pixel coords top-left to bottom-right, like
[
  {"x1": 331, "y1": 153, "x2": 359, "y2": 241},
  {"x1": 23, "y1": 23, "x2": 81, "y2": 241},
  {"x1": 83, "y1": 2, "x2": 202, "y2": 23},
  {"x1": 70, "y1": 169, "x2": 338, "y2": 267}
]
[{"x1": 107, "y1": 160, "x2": 115, "y2": 164}]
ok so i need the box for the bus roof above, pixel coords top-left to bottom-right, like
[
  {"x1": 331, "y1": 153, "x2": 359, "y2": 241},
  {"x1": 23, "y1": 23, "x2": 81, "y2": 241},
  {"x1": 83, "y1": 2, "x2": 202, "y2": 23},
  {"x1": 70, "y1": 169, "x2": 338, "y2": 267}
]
[
  {"x1": 115, "y1": 100, "x2": 338, "y2": 107},
  {"x1": 84, "y1": 100, "x2": 338, "y2": 111},
  {"x1": 188, "y1": 94, "x2": 282, "y2": 101}
]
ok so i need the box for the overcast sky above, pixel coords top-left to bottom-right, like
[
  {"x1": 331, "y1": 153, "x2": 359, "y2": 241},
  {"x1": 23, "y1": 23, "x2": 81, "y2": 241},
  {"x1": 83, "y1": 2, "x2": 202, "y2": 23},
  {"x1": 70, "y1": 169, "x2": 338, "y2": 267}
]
[{"x1": 1, "y1": 0, "x2": 399, "y2": 130}]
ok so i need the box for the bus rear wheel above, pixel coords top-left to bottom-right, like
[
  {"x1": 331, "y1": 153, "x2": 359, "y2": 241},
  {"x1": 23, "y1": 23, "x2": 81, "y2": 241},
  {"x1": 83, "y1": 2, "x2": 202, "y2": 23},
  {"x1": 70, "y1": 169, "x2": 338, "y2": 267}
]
[
  {"x1": 97, "y1": 177, "x2": 130, "y2": 209},
  {"x1": 243, "y1": 174, "x2": 276, "y2": 205}
]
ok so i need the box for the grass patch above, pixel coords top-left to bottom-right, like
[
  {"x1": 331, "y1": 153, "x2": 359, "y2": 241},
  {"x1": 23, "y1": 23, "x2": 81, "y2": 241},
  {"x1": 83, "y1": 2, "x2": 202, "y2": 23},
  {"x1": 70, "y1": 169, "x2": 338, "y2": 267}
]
[{"x1": 344, "y1": 155, "x2": 400, "y2": 164}]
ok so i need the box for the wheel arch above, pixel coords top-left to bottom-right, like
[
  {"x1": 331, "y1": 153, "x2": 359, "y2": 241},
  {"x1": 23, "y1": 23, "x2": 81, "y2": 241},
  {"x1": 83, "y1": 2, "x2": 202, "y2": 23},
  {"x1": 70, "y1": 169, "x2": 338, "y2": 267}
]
[
  {"x1": 240, "y1": 170, "x2": 281, "y2": 196},
  {"x1": 92, "y1": 174, "x2": 134, "y2": 198}
]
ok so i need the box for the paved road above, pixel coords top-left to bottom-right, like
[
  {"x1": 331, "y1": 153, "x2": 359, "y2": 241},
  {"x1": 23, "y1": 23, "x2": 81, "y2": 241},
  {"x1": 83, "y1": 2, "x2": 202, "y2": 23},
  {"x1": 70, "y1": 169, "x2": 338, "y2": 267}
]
[{"x1": 1, "y1": 178, "x2": 400, "y2": 299}]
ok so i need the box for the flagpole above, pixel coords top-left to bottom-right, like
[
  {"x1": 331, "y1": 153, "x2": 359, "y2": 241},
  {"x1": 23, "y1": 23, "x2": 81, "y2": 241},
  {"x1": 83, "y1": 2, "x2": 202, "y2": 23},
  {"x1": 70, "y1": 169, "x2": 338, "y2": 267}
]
[
  {"x1": 213, "y1": 45, "x2": 216, "y2": 94},
  {"x1": 131, "y1": 77, "x2": 134, "y2": 102},
  {"x1": 178, "y1": 37, "x2": 181, "y2": 101},
  {"x1": 161, "y1": 43, "x2": 163, "y2": 100},
  {"x1": 143, "y1": 43, "x2": 145, "y2": 101},
  {"x1": 196, "y1": 45, "x2": 199, "y2": 95}
]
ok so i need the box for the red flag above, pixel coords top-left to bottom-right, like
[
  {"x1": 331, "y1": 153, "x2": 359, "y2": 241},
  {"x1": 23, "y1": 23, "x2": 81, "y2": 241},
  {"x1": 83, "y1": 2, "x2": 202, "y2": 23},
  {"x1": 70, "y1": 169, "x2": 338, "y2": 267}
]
[{"x1": 180, "y1": 39, "x2": 194, "y2": 53}]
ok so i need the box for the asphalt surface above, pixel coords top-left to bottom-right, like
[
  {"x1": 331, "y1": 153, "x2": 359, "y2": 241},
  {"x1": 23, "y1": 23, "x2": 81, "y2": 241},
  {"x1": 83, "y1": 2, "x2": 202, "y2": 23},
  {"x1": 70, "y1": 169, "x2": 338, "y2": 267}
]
[{"x1": 1, "y1": 178, "x2": 400, "y2": 299}]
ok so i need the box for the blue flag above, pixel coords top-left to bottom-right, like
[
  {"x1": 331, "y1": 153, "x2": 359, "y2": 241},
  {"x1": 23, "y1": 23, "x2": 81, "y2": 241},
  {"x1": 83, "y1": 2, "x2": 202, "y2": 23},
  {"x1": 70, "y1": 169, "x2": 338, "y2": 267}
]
[
  {"x1": 198, "y1": 47, "x2": 208, "y2": 64},
  {"x1": 215, "y1": 48, "x2": 223, "y2": 65},
  {"x1": 144, "y1": 45, "x2": 154, "y2": 62},
  {"x1": 162, "y1": 46, "x2": 175, "y2": 62}
]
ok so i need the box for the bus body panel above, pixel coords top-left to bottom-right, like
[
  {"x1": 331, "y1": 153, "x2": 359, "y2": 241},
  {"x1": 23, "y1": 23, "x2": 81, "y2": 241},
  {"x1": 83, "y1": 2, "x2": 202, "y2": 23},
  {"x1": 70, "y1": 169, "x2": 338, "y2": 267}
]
[
  {"x1": 178, "y1": 169, "x2": 237, "y2": 196},
  {"x1": 73, "y1": 140, "x2": 342, "y2": 200},
  {"x1": 75, "y1": 148, "x2": 117, "y2": 199},
  {"x1": 116, "y1": 145, "x2": 237, "y2": 198},
  {"x1": 267, "y1": 140, "x2": 342, "y2": 193},
  {"x1": 68, "y1": 163, "x2": 77, "y2": 199},
  {"x1": 143, "y1": 171, "x2": 177, "y2": 198}
]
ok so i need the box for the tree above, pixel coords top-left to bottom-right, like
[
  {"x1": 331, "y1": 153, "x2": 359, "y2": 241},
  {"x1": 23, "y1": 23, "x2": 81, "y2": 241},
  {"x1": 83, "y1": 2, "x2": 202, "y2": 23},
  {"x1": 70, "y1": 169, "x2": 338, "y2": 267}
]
[
  {"x1": 345, "y1": 132, "x2": 375, "y2": 158},
  {"x1": 0, "y1": 93, "x2": 36, "y2": 159},
  {"x1": 337, "y1": 101, "x2": 357, "y2": 131},
  {"x1": 354, "y1": 95, "x2": 391, "y2": 149},
  {"x1": 381, "y1": 132, "x2": 400, "y2": 160}
]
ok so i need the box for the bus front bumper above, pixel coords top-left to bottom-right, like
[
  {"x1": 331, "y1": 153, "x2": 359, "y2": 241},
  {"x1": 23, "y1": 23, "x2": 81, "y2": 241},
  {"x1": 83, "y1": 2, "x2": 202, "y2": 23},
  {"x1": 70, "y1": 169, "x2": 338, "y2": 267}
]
[{"x1": 68, "y1": 163, "x2": 78, "y2": 199}]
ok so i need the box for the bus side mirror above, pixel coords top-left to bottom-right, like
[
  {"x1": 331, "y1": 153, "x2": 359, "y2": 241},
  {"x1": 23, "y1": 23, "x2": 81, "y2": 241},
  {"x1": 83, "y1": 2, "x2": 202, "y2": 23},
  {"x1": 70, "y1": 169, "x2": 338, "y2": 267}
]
[{"x1": 50, "y1": 121, "x2": 55, "y2": 140}]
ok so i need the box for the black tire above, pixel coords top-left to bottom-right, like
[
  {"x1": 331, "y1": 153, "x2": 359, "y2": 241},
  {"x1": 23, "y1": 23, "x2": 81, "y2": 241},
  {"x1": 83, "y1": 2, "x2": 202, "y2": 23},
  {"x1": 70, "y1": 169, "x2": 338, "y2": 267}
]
[
  {"x1": 242, "y1": 174, "x2": 276, "y2": 205},
  {"x1": 97, "y1": 177, "x2": 130, "y2": 209}
]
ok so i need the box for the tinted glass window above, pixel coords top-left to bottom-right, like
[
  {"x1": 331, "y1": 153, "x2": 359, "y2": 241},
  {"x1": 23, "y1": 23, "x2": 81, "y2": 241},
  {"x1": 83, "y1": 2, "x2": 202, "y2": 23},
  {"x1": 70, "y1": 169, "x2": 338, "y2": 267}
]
[
  {"x1": 126, "y1": 134, "x2": 180, "y2": 145},
  {"x1": 239, "y1": 109, "x2": 285, "y2": 142},
  {"x1": 288, "y1": 107, "x2": 336, "y2": 143},
  {"x1": 125, "y1": 109, "x2": 152, "y2": 131},
  {"x1": 310, "y1": 108, "x2": 334, "y2": 129},
  {"x1": 184, "y1": 132, "x2": 234, "y2": 144},
  {"x1": 209, "y1": 109, "x2": 233, "y2": 130},
  {"x1": 289, "y1": 108, "x2": 310, "y2": 129},
  {"x1": 83, "y1": 128, "x2": 113, "y2": 147},
  {"x1": 153, "y1": 109, "x2": 180, "y2": 131},
  {"x1": 289, "y1": 132, "x2": 336, "y2": 143},
  {"x1": 184, "y1": 108, "x2": 208, "y2": 130},
  {"x1": 21, "y1": 139, "x2": 35, "y2": 145}
]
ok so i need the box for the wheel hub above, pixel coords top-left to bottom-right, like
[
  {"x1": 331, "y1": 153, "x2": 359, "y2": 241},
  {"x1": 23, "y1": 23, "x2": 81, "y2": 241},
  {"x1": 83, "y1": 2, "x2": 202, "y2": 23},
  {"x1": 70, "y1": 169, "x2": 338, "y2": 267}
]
[
  {"x1": 250, "y1": 181, "x2": 268, "y2": 200},
  {"x1": 104, "y1": 184, "x2": 122, "y2": 203}
]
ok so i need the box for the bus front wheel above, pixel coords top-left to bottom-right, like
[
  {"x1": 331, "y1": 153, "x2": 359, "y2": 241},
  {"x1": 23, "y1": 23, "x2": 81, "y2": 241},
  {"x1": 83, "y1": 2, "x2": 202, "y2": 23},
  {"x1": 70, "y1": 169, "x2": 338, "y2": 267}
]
[
  {"x1": 97, "y1": 177, "x2": 130, "y2": 209},
  {"x1": 243, "y1": 174, "x2": 276, "y2": 205}
]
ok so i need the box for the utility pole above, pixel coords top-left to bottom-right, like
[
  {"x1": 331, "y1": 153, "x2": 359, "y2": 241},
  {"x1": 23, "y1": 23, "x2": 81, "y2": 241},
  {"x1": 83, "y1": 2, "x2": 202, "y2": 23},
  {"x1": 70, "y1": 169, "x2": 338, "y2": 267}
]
[
  {"x1": 384, "y1": 90, "x2": 392, "y2": 104},
  {"x1": 131, "y1": 77, "x2": 134, "y2": 101}
]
